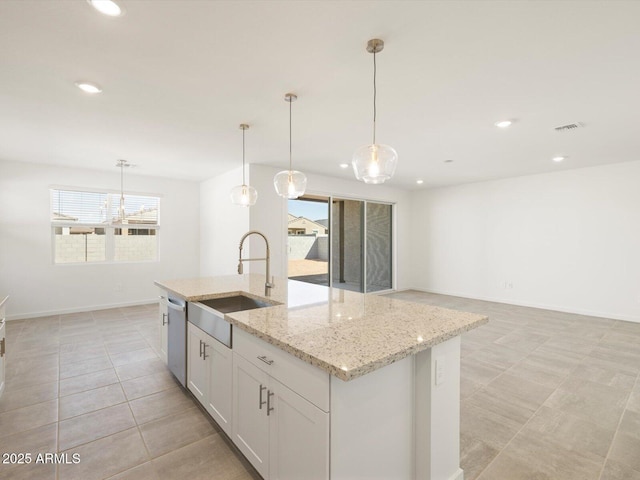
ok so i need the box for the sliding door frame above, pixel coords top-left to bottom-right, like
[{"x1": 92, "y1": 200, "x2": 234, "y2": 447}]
[{"x1": 290, "y1": 193, "x2": 396, "y2": 294}]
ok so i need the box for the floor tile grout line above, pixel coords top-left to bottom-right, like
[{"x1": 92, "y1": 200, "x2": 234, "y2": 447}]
[
  {"x1": 471, "y1": 384, "x2": 563, "y2": 478},
  {"x1": 468, "y1": 316, "x2": 607, "y2": 480},
  {"x1": 596, "y1": 371, "x2": 640, "y2": 480}
]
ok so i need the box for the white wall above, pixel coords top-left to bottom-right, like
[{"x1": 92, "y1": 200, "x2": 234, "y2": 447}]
[
  {"x1": 199, "y1": 166, "x2": 250, "y2": 276},
  {"x1": 0, "y1": 160, "x2": 200, "y2": 319},
  {"x1": 410, "y1": 161, "x2": 640, "y2": 322},
  {"x1": 248, "y1": 165, "x2": 412, "y2": 289}
]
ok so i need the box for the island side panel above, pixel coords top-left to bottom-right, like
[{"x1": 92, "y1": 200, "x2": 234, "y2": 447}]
[
  {"x1": 415, "y1": 335, "x2": 463, "y2": 480},
  {"x1": 330, "y1": 355, "x2": 414, "y2": 480}
]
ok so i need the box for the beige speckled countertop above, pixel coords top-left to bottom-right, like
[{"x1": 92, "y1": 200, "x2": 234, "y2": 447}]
[{"x1": 155, "y1": 275, "x2": 488, "y2": 381}]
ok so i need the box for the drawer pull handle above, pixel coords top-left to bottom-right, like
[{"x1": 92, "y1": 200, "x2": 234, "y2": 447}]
[
  {"x1": 259, "y1": 384, "x2": 267, "y2": 409},
  {"x1": 199, "y1": 339, "x2": 203, "y2": 358},
  {"x1": 267, "y1": 390, "x2": 274, "y2": 416},
  {"x1": 202, "y1": 343, "x2": 209, "y2": 360},
  {"x1": 0, "y1": 338, "x2": 5, "y2": 357},
  {"x1": 162, "y1": 313, "x2": 167, "y2": 326},
  {"x1": 257, "y1": 355, "x2": 274, "y2": 366}
]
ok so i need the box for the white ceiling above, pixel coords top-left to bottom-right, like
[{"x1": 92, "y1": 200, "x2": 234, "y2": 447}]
[{"x1": 1, "y1": 0, "x2": 639, "y2": 189}]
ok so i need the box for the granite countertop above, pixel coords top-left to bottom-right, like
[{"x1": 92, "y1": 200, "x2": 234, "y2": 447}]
[{"x1": 155, "y1": 275, "x2": 488, "y2": 381}]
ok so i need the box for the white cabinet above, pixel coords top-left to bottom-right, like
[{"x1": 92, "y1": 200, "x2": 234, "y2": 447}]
[
  {"x1": 232, "y1": 354, "x2": 270, "y2": 479},
  {"x1": 186, "y1": 322, "x2": 233, "y2": 436},
  {"x1": 158, "y1": 292, "x2": 168, "y2": 364},
  {"x1": 232, "y1": 328, "x2": 329, "y2": 480},
  {"x1": 269, "y1": 377, "x2": 330, "y2": 480},
  {"x1": 0, "y1": 299, "x2": 6, "y2": 398},
  {"x1": 205, "y1": 331, "x2": 233, "y2": 435},
  {"x1": 187, "y1": 322, "x2": 208, "y2": 403}
]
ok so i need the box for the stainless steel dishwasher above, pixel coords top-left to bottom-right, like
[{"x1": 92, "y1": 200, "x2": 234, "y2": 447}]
[{"x1": 166, "y1": 295, "x2": 187, "y2": 387}]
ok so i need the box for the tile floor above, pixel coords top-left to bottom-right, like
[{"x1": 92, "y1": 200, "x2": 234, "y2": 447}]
[
  {"x1": 388, "y1": 290, "x2": 640, "y2": 480},
  {"x1": 0, "y1": 304, "x2": 260, "y2": 480},
  {"x1": 0, "y1": 294, "x2": 639, "y2": 480}
]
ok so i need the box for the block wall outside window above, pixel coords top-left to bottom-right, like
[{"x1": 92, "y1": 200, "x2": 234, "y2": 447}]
[{"x1": 50, "y1": 189, "x2": 160, "y2": 264}]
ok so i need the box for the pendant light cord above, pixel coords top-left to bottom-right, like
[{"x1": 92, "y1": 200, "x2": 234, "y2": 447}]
[
  {"x1": 373, "y1": 50, "x2": 377, "y2": 145},
  {"x1": 120, "y1": 162, "x2": 124, "y2": 222},
  {"x1": 242, "y1": 127, "x2": 246, "y2": 185},
  {"x1": 289, "y1": 97, "x2": 293, "y2": 172}
]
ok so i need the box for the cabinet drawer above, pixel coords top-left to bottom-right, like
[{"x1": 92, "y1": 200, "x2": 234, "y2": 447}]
[{"x1": 234, "y1": 328, "x2": 329, "y2": 412}]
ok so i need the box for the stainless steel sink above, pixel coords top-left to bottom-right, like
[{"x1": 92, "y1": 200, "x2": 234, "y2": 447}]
[
  {"x1": 199, "y1": 294, "x2": 272, "y2": 313},
  {"x1": 188, "y1": 295, "x2": 274, "y2": 348}
]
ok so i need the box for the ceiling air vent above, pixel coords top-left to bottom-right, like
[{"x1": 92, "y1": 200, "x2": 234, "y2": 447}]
[{"x1": 554, "y1": 122, "x2": 584, "y2": 132}]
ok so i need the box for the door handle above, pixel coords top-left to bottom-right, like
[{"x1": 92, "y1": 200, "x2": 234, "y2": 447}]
[
  {"x1": 162, "y1": 313, "x2": 167, "y2": 326},
  {"x1": 0, "y1": 338, "x2": 5, "y2": 357},
  {"x1": 199, "y1": 339, "x2": 203, "y2": 358},
  {"x1": 259, "y1": 384, "x2": 267, "y2": 409},
  {"x1": 202, "y1": 343, "x2": 209, "y2": 360},
  {"x1": 267, "y1": 390, "x2": 274, "y2": 416},
  {"x1": 167, "y1": 298, "x2": 185, "y2": 312}
]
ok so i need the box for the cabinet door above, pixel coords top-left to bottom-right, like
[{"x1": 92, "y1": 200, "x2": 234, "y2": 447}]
[
  {"x1": 206, "y1": 339, "x2": 233, "y2": 437},
  {"x1": 187, "y1": 323, "x2": 207, "y2": 405},
  {"x1": 232, "y1": 353, "x2": 270, "y2": 479},
  {"x1": 269, "y1": 378, "x2": 329, "y2": 480},
  {"x1": 159, "y1": 294, "x2": 169, "y2": 364}
]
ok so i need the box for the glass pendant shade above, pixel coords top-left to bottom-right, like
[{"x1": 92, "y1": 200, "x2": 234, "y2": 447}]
[
  {"x1": 274, "y1": 93, "x2": 306, "y2": 199},
  {"x1": 352, "y1": 143, "x2": 398, "y2": 184},
  {"x1": 231, "y1": 123, "x2": 257, "y2": 206},
  {"x1": 353, "y1": 39, "x2": 397, "y2": 185},
  {"x1": 114, "y1": 159, "x2": 130, "y2": 224},
  {"x1": 230, "y1": 183, "x2": 258, "y2": 206},
  {"x1": 274, "y1": 170, "x2": 306, "y2": 199}
]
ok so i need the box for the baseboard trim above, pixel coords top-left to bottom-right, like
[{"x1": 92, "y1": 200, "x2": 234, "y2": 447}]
[
  {"x1": 7, "y1": 298, "x2": 158, "y2": 321},
  {"x1": 406, "y1": 287, "x2": 639, "y2": 323}
]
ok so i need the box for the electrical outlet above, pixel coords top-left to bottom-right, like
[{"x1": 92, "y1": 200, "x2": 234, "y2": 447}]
[
  {"x1": 115, "y1": 283, "x2": 123, "y2": 293},
  {"x1": 435, "y1": 356, "x2": 445, "y2": 385}
]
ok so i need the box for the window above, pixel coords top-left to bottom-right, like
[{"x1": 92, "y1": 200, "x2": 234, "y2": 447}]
[{"x1": 51, "y1": 188, "x2": 160, "y2": 264}]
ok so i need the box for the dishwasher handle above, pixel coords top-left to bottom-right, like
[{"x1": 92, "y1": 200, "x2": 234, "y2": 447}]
[{"x1": 167, "y1": 298, "x2": 186, "y2": 312}]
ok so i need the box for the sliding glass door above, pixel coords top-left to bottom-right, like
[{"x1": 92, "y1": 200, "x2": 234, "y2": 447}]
[
  {"x1": 287, "y1": 196, "x2": 330, "y2": 286},
  {"x1": 365, "y1": 202, "x2": 393, "y2": 292},
  {"x1": 288, "y1": 195, "x2": 393, "y2": 293},
  {"x1": 331, "y1": 199, "x2": 364, "y2": 292}
]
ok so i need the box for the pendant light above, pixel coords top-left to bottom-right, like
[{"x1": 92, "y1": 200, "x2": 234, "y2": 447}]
[
  {"x1": 230, "y1": 124, "x2": 258, "y2": 206},
  {"x1": 274, "y1": 93, "x2": 307, "y2": 199},
  {"x1": 115, "y1": 159, "x2": 130, "y2": 223},
  {"x1": 352, "y1": 38, "x2": 398, "y2": 184}
]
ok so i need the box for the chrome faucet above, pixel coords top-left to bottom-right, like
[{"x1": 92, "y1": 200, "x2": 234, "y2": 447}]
[{"x1": 238, "y1": 230, "x2": 274, "y2": 297}]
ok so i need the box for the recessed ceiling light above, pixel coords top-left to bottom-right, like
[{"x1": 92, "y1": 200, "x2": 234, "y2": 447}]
[
  {"x1": 494, "y1": 120, "x2": 512, "y2": 128},
  {"x1": 339, "y1": 163, "x2": 349, "y2": 169},
  {"x1": 87, "y1": 0, "x2": 123, "y2": 17},
  {"x1": 444, "y1": 159, "x2": 454, "y2": 163},
  {"x1": 75, "y1": 82, "x2": 102, "y2": 94},
  {"x1": 552, "y1": 156, "x2": 566, "y2": 162},
  {"x1": 416, "y1": 179, "x2": 424, "y2": 185}
]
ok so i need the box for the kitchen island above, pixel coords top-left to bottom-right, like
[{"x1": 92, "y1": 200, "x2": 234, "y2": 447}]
[{"x1": 155, "y1": 274, "x2": 487, "y2": 480}]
